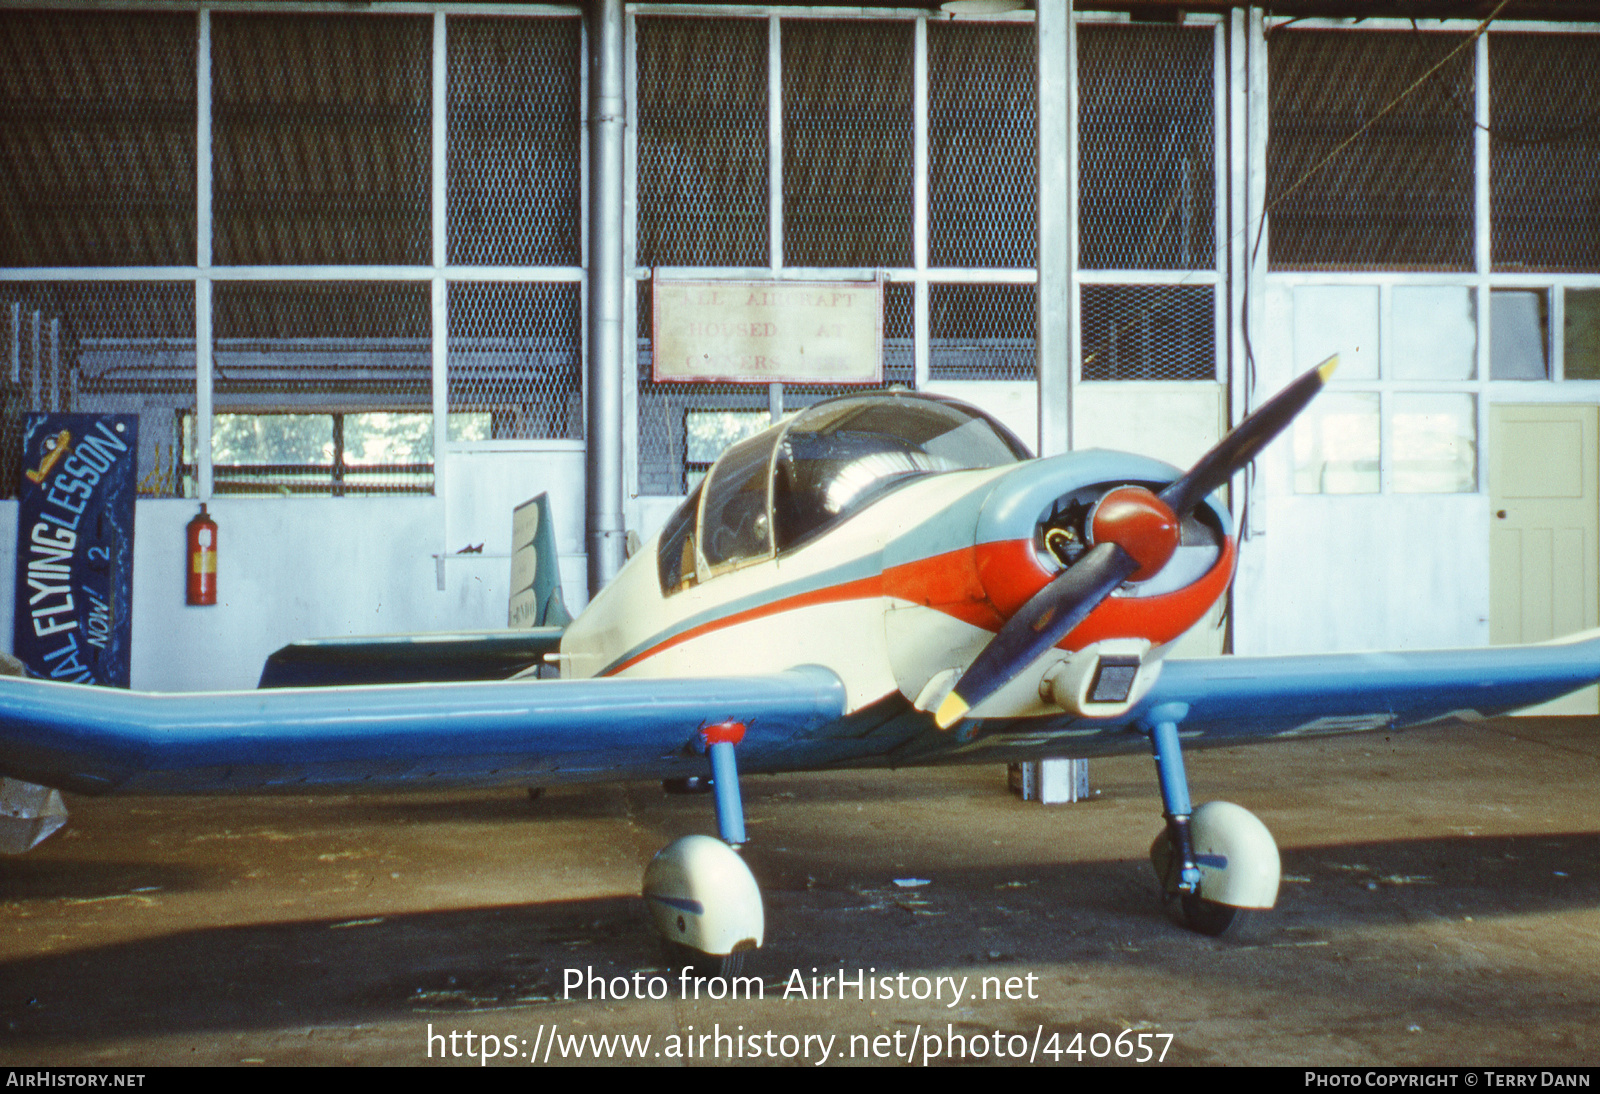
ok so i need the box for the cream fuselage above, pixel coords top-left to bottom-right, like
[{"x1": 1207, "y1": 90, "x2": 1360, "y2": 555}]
[{"x1": 560, "y1": 449, "x2": 1234, "y2": 723}]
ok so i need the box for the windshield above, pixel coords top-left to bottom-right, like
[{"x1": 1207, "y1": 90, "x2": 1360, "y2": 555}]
[
  {"x1": 772, "y1": 395, "x2": 1029, "y2": 552},
  {"x1": 656, "y1": 393, "x2": 1028, "y2": 595}
]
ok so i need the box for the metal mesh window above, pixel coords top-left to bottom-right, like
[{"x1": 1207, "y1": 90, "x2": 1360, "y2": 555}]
[
  {"x1": 212, "y1": 14, "x2": 431, "y2": 267},
  {"x1": 2, "y1": 282, "x2": 195, "y2": 498},
  {"x1": 1268, "y1": 29, "x2": 1474, "y2": 271},
  {"x1": 448, "y1": 282, "x2": 582, "y2": 440},
  {"x1": 1082, "y1": 284, "x2": 1214, "y2": 381},
  {"x1": 928, "y1": 22, "x2": 1036, "y2": 269},
  {"x1": 1491, "y1": 34, "x2": 1600, "y2": 273},
  {"x1": 0, "y1": 11, "x2": 196, "y2": 267},
  {"x1": 928, "y1": 283, "x2": 1036, "y2": 381},
  {"x1": 448, "y1": 16, "x2": 582, "y2": 267},
  {"x1": 637, "y1": 18, "x2": 769, "y2": 268},
  {"x1": 782, "y1": 21, "x2": 913, "y2": 268},
  {"x1": 882, "y1": 281, "x2": 913, "y2": 384},
  {"x1": 1080, "y1": 24, "x2": 1215, "y2": 271},
  {"x1": 636, "y1": 280, "x2": 911, "y2": 495},
  {"x1": 211, "y1": 281, "x2": 430, "y2": 494}
]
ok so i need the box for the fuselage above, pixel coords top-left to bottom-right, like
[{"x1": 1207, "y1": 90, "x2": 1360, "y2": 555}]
[{"x1": 561, "y1": 393, "x2": 1235, "y2": 721}]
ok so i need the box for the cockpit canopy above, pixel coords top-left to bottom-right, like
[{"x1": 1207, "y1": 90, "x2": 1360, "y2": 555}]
[{"x1": 657, "y1": 392, "x2": 1031, "y2": 595}]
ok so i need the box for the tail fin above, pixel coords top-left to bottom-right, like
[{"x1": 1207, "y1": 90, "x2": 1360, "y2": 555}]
[{"x1": 509, "y1": 492, "x2": 572, "y2": 629}]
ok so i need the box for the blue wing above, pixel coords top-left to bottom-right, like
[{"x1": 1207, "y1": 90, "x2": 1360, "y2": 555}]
[
  {"x1": 0, "y1": 667, "x2": 847, "y2": 795},
  {"x1": 1141, "y1": 631, "x2": 1600, "y2": 742},
  {"x1": 856, "y1": 632, "x2": 1600, "y2": 768},
  {"x1": 1, "y1": 632, "x2": 1597, "y2": 798}
]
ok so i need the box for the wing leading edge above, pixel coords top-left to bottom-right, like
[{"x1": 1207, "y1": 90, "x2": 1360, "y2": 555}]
[
  {"x1": 3, "y1": 631, "x2": 1596, "y2": 798},
  {"x1": 1137, "y1": 629, "x2": 1600, "y2": 742},
  {"x1": 0, "y1": 666, "x2": 847, "y2": 796}
]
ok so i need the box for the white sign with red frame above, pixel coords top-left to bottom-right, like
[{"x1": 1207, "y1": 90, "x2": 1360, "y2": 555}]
[{"x1": 651, "y1": 278, "x2": 883, "y2": 384}]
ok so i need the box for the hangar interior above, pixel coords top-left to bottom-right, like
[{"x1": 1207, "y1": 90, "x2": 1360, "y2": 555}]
[{"x1": 1, "y1": 0, "x2": 1598, "y2": 692}]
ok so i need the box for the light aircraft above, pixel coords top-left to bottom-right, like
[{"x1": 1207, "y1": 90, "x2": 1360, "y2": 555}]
[{"x1": 3, "y1": 356, "x2": 1600, "y2": 973}]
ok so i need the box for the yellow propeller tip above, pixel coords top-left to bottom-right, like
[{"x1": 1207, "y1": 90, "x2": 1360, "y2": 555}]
[
  {"x1": 934, "y1": 692, "x2": 969, "y2": 730},
  {"x1": 1316, "y1": 354, "x2": 1340, "y2": 382}
]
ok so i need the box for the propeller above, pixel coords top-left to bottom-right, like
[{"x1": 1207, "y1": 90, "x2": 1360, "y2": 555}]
[{"x1": 934, "y1": 355, "x2": 1338, "y2": 730}]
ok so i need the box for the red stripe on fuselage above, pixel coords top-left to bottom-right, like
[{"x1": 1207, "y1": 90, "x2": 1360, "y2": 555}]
[
  {"x1": 884, "y1": 536, "x2": 1236, "y2": 648},
  {"x1": 605, "y1": 536, "x2": 1236, "y2": 676},
  {"x1": 604, "y1": 573, "x2": 885, "y2": 676}
]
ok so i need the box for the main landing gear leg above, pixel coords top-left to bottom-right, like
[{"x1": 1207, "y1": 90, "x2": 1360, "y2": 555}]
[
  {"x1": 642, "y1": 721, "x2": 764, "y2": 978},
  {"x1": 1142, "y1": 703, "x2": 1281, "y2": 937},
  {"x1": 1146, "y1": 703, "x2": 1202, "y2": 898},
  {"x1": 707, "y1": 728, "x2": 746, "y2": 848}
]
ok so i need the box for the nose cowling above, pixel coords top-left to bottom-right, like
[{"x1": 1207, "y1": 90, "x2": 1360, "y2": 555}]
[
  {"x1": 883, "y1": 453, "x2": 1234, "y2": 722},
  {"x1": 968, "y1": 458, "x2": 1233, "y2": 652},
  {"x1": 939, "y1": 355, "x2": 1338, "y2": 729},
  {"x1": 967, "y1": 447, "x2": 1220, "y2": 620}
]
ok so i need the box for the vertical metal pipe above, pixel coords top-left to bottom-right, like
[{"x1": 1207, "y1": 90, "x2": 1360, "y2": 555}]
[
  {"x1": 196, "y1": 9, "x2": 214, "y2": 501},
  {"x1": 1036, "y1": 0, "x2": 1073, "y2": 457},
  {"x1": 195, "y1": 279, "x2": 213, "y2": 500},
  {"x1": 1475, "y1": 32, "x2": 1493, "y2": 390},
  {"x1": 1474, "y1": 32, "x2": 1491, "y2": 281},
  {"x1": 1227, "y1": 9, "x2": 1247, "y2": 429},
  {"x1": 197, "y1": 10, "x2": 211, "y2": 273},
  {"x1": 768, "y1": 16, "x2": 783, "y2": 274},
  {"x1": 431, "y1": 13, "x2": 451, "y2": 502},
  {"x1": 586, "y1": 0, "x2": 626, "y2": 595},
  {"x1": 1224, "y1": 9, "x2": 1248, "y2": 656},
  {"x1": 431, "y1": 279, "x2": 448, "y2": 495},
  {"x1": 913, "y1": 14, "x2": 929, "y2": 392},
  {"x1": 1244, "y1": 7, "x2": 1268, "y2": 538},
  {"x1": 619, "y1": 15, "x2": 639, "y2": 517}
]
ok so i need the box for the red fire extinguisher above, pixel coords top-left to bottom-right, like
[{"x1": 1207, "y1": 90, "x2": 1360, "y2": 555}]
[{"x1": 186, "y1": 504, "x2": 217, "y2": 606}]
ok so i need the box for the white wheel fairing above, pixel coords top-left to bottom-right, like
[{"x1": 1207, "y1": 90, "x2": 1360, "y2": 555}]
[
  {"x1": 1190, "y1": 801, "x2": 1280, "y2": 910},
  {"x1": 643, "y1": 834, "x2": 764, "y2": 958},
  {"x1": 1150, "y1": 801, "x2": 1281, "y2": 912}
]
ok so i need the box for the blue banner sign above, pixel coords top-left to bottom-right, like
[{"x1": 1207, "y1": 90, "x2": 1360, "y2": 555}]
[{"x1": 14, "y1": 415, "x2": 138, "y2": 687}]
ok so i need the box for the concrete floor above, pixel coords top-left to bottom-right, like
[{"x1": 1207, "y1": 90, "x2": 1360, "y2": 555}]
[{"x1": 1, "y1": 715, "x2": 1597, "y2": 1067}]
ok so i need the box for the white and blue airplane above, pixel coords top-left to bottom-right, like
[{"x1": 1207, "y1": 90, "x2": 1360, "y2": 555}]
[{"x1": 3, "y1": 356, "x2": 1598, "y2": 972}]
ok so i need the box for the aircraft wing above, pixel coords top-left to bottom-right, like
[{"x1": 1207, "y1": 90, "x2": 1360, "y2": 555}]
[
  {"x1": 0, "y1": 666, "x2": 847, "y2": 796},
  {"x1": 1131, "y1": 630, "x2": 1600, "y2": 743},
  {"x1": 3, "y1": 632, "x2": 1597, "y2": 800}
]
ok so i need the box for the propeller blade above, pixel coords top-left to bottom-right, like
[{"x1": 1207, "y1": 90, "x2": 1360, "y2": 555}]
[
  {"x1": 934, "y1": 355, "x2": 1339, "y2": 729},
  {"x1": 935, "y1": 542, "x2": 1138, "y2": 729},
  {"x1": 1160, "y1": 354, "x2": 1338, "y2": 517}
]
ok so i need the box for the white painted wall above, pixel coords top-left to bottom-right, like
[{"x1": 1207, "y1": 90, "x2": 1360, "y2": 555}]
[
  {"x1": 1232, "y1": 493, "x2": 1490, "y2": 655},
  {"x1": 1233, "y1": 281, "x2": 1491, "y2": 655},
  {"x1": 923, "y1": 379, "x2": 1226, "y2": 470},
  {"x1": 1, "y1": 447, "x2": 589, "y2": 693}
]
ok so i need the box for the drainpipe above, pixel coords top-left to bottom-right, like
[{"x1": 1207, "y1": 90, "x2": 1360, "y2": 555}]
[{"x1": 586, "y1": 0, "x2": 627, "y2": 596}]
